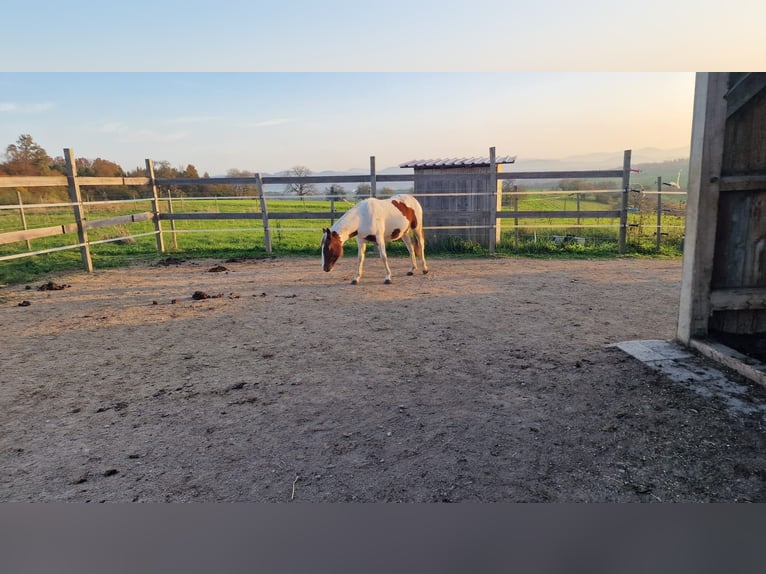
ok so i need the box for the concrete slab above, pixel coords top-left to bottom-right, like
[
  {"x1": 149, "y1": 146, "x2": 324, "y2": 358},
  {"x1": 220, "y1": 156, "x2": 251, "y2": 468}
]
[{"x1": 610, "y1": 339, "x2": 766, "y2": 419}]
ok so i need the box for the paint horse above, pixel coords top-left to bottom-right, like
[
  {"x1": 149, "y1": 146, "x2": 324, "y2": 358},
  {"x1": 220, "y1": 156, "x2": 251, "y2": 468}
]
[{"x1": 321, "y1": 194, "x2": 428, "y2": 284}]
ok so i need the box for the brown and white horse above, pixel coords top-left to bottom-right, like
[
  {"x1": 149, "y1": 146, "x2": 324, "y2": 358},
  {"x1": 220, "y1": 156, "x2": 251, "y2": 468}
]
[{"x1": 321, "y1": 193, "x2": 428, "y2": 284}]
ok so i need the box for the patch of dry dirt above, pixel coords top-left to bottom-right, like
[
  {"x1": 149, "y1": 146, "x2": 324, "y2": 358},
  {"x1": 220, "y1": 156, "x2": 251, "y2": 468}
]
[{"x1": 1, "y1": 256, "x2": 765, "y2": 502}]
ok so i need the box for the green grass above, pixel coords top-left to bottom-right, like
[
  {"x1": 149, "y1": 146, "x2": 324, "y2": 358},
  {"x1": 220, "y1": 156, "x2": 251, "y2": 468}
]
[{"x1": 0, "y1": 196, "x2": 685, "y2": 285}]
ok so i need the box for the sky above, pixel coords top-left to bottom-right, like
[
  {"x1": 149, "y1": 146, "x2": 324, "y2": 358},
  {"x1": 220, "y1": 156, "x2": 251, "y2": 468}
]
[{"x1": 1, "y1": 0, "x2": 762, "y2": 175}]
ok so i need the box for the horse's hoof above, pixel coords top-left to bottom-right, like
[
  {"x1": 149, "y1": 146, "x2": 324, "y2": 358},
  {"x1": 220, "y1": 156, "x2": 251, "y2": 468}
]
[
  {"x1": 384, "y1": 279, "x2": 392, "y2": 284},
  {"x1": 351, "y1": 279, "x2": 358, "y2": 285},
  {"x1": 407, "y1": 271, "x2": 414, "y2": 276},
  {"x1": 423, "y1": 269, "x2": 429, "y2": 275}
]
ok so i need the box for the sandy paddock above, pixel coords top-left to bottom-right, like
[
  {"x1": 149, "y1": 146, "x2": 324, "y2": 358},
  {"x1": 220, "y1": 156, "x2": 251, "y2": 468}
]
[{"x1": 1, "y1": 255, "x2": 765, "y2": 502}]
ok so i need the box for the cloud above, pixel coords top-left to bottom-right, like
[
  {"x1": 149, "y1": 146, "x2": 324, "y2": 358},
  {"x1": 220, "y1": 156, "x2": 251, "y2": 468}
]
[
  {"x1": 164, "y1": 115, "x2": 223, "y2": 125},
  {"x1": 244, "y1": 117, "x2": 296, "y2": 128},
  {"x1": 0, "y1": 101, "x2": 55, "y2": 113}
]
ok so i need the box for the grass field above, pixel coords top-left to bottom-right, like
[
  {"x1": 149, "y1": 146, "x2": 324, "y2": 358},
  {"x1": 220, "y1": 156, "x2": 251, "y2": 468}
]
[{"x1": 0, "y1": 195, "x2": 685, "y2": 285}]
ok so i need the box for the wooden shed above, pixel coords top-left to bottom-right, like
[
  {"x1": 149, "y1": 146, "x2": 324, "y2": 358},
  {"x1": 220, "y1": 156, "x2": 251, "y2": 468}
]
[
  {"x1": 399, "y1": 152, "x2": 516, "y2": 249},
  {"x1": 678, "y1": 72, "x2": 766, "y2": 385}
]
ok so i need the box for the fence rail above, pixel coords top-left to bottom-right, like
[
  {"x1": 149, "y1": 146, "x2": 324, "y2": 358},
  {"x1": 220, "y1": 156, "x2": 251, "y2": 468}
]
[{"x1": 0, "y1": 147, "x2": 686, "y2": 273}]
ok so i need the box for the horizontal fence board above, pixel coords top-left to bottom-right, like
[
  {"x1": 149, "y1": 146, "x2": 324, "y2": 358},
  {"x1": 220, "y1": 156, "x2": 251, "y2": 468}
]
[
  {"x1": 83, "y1": 212, "x2": 154, "y2": 229},
  {"x1": 497, "y1": 210, "x2": 623, "y2": 219},
  {"x1": 159, "y1": 212, "x2": 262, "y2": 221},
  {"x1": 498, "y1": 170, "x2": 624, "y2": 180},
  {"x1": 0, "y1": 176, "x2": 69, "y2": 188},
  {"x1": 78, "y1": 177, "x2": 151, "y2": 186},
  {"x1": 0, "y1": 223, "x2": 78, "y2": 244},
  {"x1": 159, "y1": 212, "x2": 335, "y2": 221}
]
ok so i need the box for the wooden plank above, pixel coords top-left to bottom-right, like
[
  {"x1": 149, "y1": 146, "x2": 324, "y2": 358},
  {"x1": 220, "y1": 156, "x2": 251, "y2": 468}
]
[
  {"x1": 719, "y1": 174, "x2": 766, "y2": 192},
  {"x1": 497, "y1": 210, "x2": 622, "y2": 219},
  {"x1": 64, "y1": 149, "x2": 93, "y2": 273},
  {"x1": 145, "y1": 159, "x2": 165, "y2": 254},
  {"x1": 498, "y1": 170, "x2": 624, "y2": 180},
  {"x1": 78, "y1": 176, "x2": 150, "y2": 186},
  {"x1": 712, "y1": 191, "x2": 750, "y2": 288},
  {"x1": 725, "y1": 72, "x2": 766, "y2": 118},
  {"x1": 678, "y1": 73, "x2": 729, "y2": 344},
  {"x1": 619, "y1": 150, "x2": 632, "y2": 254},
  {"x1": 0, "y1": 223, "x2": 78, "y2": 245},
  {"x1": 0, "y1": 176, "x2": 68, "y2": 188},
  {"x1": 689, "y1": 338, "x2": 766, "y2": 389},
  {"x1": 262, "y1": 175, "x2": 371, "y2": 185},
  {"x1": 159, "y1": 212, "x2": 264, "y2": 221},
  {"x1": 256, "y1": 173, "x2": 272, "y2": 253},
  {"x1": 83, "y1": 212, "x2": 154, "y2": 230},
  {"x1": 710, "y1": 288, "x2": 766, "y2": 311}
]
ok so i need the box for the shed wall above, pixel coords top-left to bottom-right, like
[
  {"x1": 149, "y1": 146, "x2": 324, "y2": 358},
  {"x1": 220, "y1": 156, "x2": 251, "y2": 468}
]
[{"x1": 414, "y1": 165, "x2": 502, "y2": 248}]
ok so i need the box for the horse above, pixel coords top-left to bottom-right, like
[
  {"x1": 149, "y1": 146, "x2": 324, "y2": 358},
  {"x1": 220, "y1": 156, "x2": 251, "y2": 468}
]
[{"x1": 321, "y1": 193, "x2": 428, "y2": 284}]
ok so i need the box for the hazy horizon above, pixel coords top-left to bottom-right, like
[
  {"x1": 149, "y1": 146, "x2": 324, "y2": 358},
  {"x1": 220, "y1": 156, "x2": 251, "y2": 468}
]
[{"x1": 0, "y1": 73, "x2": 696, "y2": 176}]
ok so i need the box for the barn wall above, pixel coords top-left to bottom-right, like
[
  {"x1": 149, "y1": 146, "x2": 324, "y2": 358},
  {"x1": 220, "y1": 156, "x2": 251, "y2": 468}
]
[{"x1": 710, "y1": 78, "x2": 766, "y2": 334}]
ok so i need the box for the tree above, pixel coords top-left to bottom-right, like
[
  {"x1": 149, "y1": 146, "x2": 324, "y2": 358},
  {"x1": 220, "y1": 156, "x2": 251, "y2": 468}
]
[
  {"x1": 227, "y1": 168, "x2": 256, "y2": 197},
  {"x1": 3, "y1": 134, "x2": 52, "y2": 175},
  {"x1": 325, "y1": 183, "x2": 345, "y2": 198},
  {"x1": 354, "y1": 183, "x2": 372, "y2": 197},
  {"x1": 284, "y1": 165, "x2": 315, "y2": 199}
]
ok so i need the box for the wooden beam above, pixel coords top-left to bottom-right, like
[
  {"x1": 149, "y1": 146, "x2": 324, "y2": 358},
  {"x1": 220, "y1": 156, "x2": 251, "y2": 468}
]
[
  {"x1": 677, "y1": 73, "x2": 729, "y2": 344},
  {"x1": 0, "y1": 176, "x2": 68, "y2": 188},
  {"x1": 710, "y1": 288, "x2": 766, "y2": 311},
  {"x1": 64, "y1": 149, "x2": 93, "y2": 273},
  {"x1": 0, "y1": 223, "x2": 78, "y2": 245},
  {"x1": 689, "y1": 338, "x2": 766, "y2": 389},
  {"x1": 83, "y1": 212, "x2": 154, "y2": 230},
  {"x1": 725, "y1": 72, "x2": 766, "y2": 118}
]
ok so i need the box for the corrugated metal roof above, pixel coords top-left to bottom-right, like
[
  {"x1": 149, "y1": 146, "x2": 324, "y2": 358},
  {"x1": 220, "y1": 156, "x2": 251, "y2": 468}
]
[{"x1": 399, "y1": 155, "x2": 516, "y2": 168}]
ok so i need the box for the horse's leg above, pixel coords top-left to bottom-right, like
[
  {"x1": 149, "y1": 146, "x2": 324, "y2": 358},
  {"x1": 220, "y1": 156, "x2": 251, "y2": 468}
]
[
  {"x1": 414, "y1": 227, "x2": 428, "y2": 274},
  {"x1": 352, "y1": 239, "x2": 366, "y2": 284},
  {"x1": 377, "y1": 240, "x2": 393, "y2": 284},
  {"x1": 401, "y1": 233, "x2": 417, "y2": 275}
]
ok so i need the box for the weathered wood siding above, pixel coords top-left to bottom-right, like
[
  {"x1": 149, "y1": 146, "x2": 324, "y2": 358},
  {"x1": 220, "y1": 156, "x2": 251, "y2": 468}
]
[
  {"x1": 710, "y1": 76, "x2": 766, "y2": 333},
  {"x1": 414, "y1": 165, "x2": 502, "y2": 248}
]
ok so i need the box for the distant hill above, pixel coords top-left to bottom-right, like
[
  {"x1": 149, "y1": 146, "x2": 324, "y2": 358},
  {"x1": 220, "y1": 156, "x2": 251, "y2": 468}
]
[
  {"x1": 260, "y1": 146, "x2": 691, "y2": 194},
  {"x1": 506, "y1": 146, "x2": 690, "y2": 172}
]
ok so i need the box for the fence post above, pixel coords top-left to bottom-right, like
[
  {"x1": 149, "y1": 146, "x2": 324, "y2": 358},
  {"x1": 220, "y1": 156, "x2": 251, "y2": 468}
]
[
  {"x1": 256, "y1": 173, "x2": 272, "y2": 253},
  {"x1": 145, "y1": 159, "x2": 166, "y2": 255},
  {"x1": 64, "y1": 148, "x2": 93, "y2": 272},
  {"x1": 370, "y1": 156, "x2": 377, "y2": 198},
  {"x1": 488, "y1": 146, "x2": 497, "y2": 254},
  {"x1": 619, "y1": 149, "x2": 632, "y2": 254},
  {"x1": 16, "y1": 191, "x2": 31, "y2": 251},
  {"x1": 513, "y1": 188, "x2": 519, "y2": 247},
  {"x1": 166, "y1": 188, "x2": 178, "y2": 250},
  {"x1": 656, "y1": 176, "x2": 663, "y2": 253}
]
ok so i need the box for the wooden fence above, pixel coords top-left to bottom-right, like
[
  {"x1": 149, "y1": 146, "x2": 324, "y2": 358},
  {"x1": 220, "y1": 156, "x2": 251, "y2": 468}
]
[{"x1": 0, "y1": 147, "x2": 683, "y2": 273}]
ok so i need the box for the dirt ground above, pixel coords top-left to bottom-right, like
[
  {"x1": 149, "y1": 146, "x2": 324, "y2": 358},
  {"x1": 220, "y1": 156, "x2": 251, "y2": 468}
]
[{"x1": 2, "y1": 255, "x2": 765, "y2": 502}]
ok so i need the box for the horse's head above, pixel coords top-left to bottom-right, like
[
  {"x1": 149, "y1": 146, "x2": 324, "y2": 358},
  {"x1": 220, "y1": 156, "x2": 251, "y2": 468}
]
[{"x1": 321, "y1": 228, "x2": 343, "y2": 272}]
